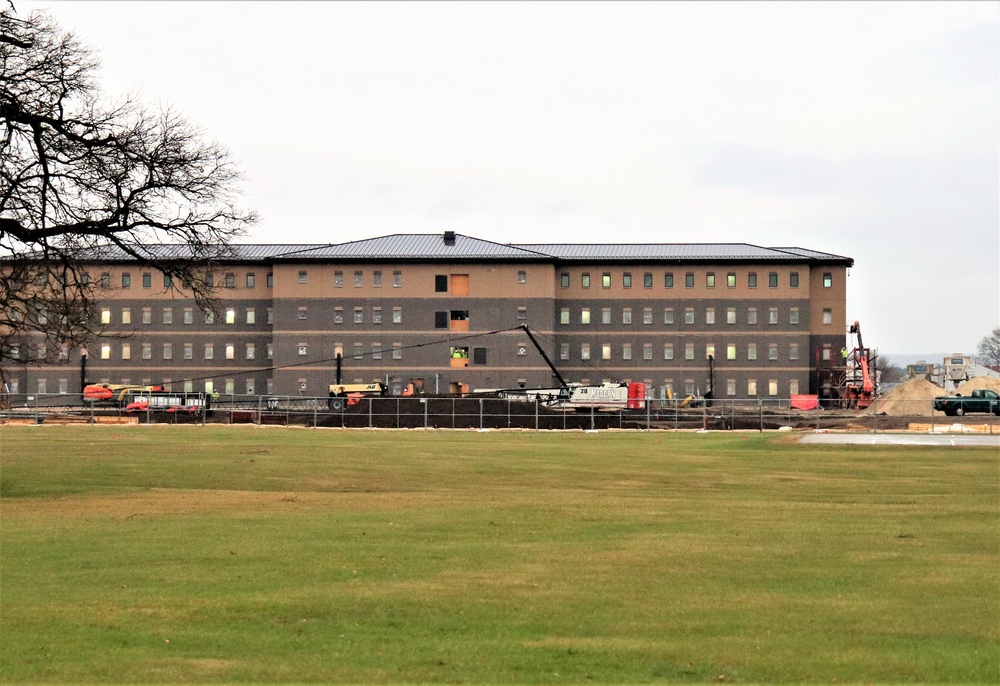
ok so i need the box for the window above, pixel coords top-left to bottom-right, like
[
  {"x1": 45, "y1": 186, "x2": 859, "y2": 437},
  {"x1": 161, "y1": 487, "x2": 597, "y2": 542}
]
[
  {"x1": 353, "y1": 343, "x2": 362, "y2": 360},
  {"x1": 663, "y1": 343, "x2": 674, "y2": 360},
  {"x1": 299, "y1": 345, "x2": 309, "y2": 357},
  {"x1": 163, "y1": 308, "x2": 173, "y2": 325},
  {"x1": 643, "y1": 308, "x2": 653, "y2": 325},
  {"x1": 334, "y1": 271, "x2": 343, "y2": 288},
  {"x1": 822, "y1": 346, "x2": 831, "y2": 361},
  {"x1": 602, "y1": 273, "x2": 611, "y2": 288},
  {"x1": 823, "y1": 273, "x2": 832, "y2": 288},
  {"x1": 664, "y1": 273, "x2": 674, "y2": 288},
  {"x1": 706, "y1": 344, "x2": 715, "y2": 360},
  {"x1": 768, "y1": 380, "x2": 778, "y2": 397},
  {"x1": 435, "y1": 275, "x2": 448, "y2": 292},
  {"x1": 623, "y1": 273, "x2": 632, "y2": 289},
  {"x1": 354, "y1": 308, "x2": 363, "y2": 324},
  {"x1": 204, "y1": 343, "x2": 214, "y2": 360},
  {"x1": 517, "y1": 270, "x2": 527, "y2": 284},
  {"x1": 622, "y1": 308, "x2": 632, "y2": 325},
  {"x1": 790, "y1": 272, "x2": 799, "y2": 288},
  {"x1": 224, "y1": 344, "x2": 234, "y2": 360},
  {"x1": 643, "y1": 273, "x2": 653, "y2": 288},
  {"x1": 823, "y1": 308, "x2": 833, "y2": 325},
  {"x1": 298, "y1": 270, "x2": 308, "y2": 284},
  {"x1": 769, "y1": 272, "x2": 778, "y2": 288},
  {"x1": 393, "y1": 271, "x2": 402, "y2": 288},
  {"x1": 205, "y1": 310, "x2": 214, "y2": 324},
  {"x1": 372, "y1": 344, "x2": 382, "y2": 360},
  {"x1": 100, "y1": 344, "x2": 111, "y2": 360},
  {"x1": 142, "y1": 308, "x2": 152, "y2": 325},
  {"x1": 727, "y1": 308, "x2": 736, "y2": 325},
  {"x1": 560, "y1": 308, "x2": 570, "y2": 325},
  {"x1": 789, "y1": 343, "x2": 799, "y2": 360},
  {"x1": 435, "y1": 311, "x2": 448, "y2": 329},
  {"x1": 225, "y1": 273, "x2": 235, "y2": 289},
  {"x1": 727, "y1": 379, "x2": 737, "y2": 397},
  {"x1": 334, "y1": 307, "x2": 344, "y2": 324},
  {"x1": 392, "y1": 307, "x2": 402, "y2": 324},
  {"x1": 602, "y1": 344, "x2": 612, "y2": 360},
  {"x1": 266, "y1": 344, "x2": 273, "y2": 360},
  {"x1": 163, "y1": 274, "x2": 173, "y2": 288},
  {"x1": 560, "y1": 273, "x2": 570, "y2": 288},
  {"x1": 226, "y1": 308, "x2": 236, "y2": 324},
  {"x1": 372, "y1": 306, "x2": 382, "y2": 324},
  {"x1": 685, "y1": 309, "x2": 695, "y2": 325},
  {"x1": 246, "y1": 308, "x2": 255, "y2": 325},
  {"x1": 706, "y1": 273, "x2": 716, "y2": 288},
  {"x1": 101, "y1": 309, "x2": 111, "y2": 324},
  {"x1": 581, "y1": 308, "x2": 591, "y2": 325},
  {"x1": 581, "y1": 343, "x2": 591, "y2": 360},
  {"x1": 602, "y1": 308, "x2": 612, "y2": 325},
  {"x1": 727, "y1": 273, "x2": 736, "y2": 288},
  {"x1": 684, "y1": 343, "x2": 695, "y2": 360},
  {"x1": 122, "y1": 273, "x2": 132, "y2": 289},
  {"x1": 142, "y1": 343, "x2": 152, "y2": 360},
  {"x1": 747, "y1": 343, "x2": 757, "y2": 361},
  {"x1": 622, "y1": 343, "x2": 632, "y2": 360},
  {"x1": 392, "y1": 343, "x2": 402, "y2": 360},
  {"x1": 183, "y1": 343, "x2": 192, "y2": 360},
  {"x1": 184, "y1": 308, "x2": 194, "y2": 325},
  {"x1": 747, "y1": 308, "x2": 757, "y2": 325},
  {"x1": 748, "y1": 272, "x2": 757, "y2": 288},
  {"x1": 267, "y1": 273, "x2": 273, "y2": 288},
  {"x1": 560, "y1": 343, "x2": 570, "y2": 360},
  {"x1": 727, "y1": 344, "x2": 736, "y2": 360},
  {"x1": 246, "y1": 273, "x2": 256, "y2": 288},
  {"x1": 516, "y1": 344, "x2": 527, "y2": 357},
  {"x1": 205, "y1": 273, "x2": 214, "y2": 288},
  {"x1": 245, "y1": 379, "x2": 255, "y2": 395},
  {"x1": 517, "y1": 306, "x2": 527, "y2": 321},
  {"x1": 298, "y1": 307, "x2": 308, "y2": 321},
  {"x1": 246, "y1": 343, "x2": 255, "y2": 360},
  {"x1": 163, "y1": 343, "x2": 173, "y2": 360},
  {"x1": 100, "y1": 272, "x2": 111, "y2": 289},
  {"x1": 582, "y1": 273, "x2": 591, "y2": 288},
  {"x1": 748, "y1": 380, "x2": 757, "y2": 396},
  {"x1": 142, "y1": 273, "x2": 152, "y2": 288},
  {"x1": 664, "y1": 308, "x2": 674, "y2": 325},
  {"x1": 685, "y1": 273, "x2": 694, "y2": 288},
  {"x1": 789, "y1": 308, "x2": 800, "y2": 325},
  {"x1": 354, "y1": 271, "x2": 363, "y2": 287},
  {"x1": 266, "y1": 308, "x2": 273, "y2": 324},
  {"x1": 373, "y1": 271, "x2": 382, "y2": 287},
  {"x1": 768, "y1": 344, "x2": 778, "y2": 360},
  {"x1": 705, "y1": 309, "x2": 715, "y2": 325},
  {"x1": 769, "y1": 308, "x2": 778, "y2": 325},
  {"x1": 642, "y1": 343, "x2": 653, "y2": 360},
  {"x1": 790, "y1": 379, "x2": 800, "y2": 395},
  {"x1": 122, "y1": 344, "x2": 131, "y2": 360}
]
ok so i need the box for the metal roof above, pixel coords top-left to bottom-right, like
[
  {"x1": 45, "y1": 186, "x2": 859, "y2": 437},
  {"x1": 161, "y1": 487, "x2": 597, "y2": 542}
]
[{"x1": 60, "y1": 233, "x2": 852, "y2": 265}]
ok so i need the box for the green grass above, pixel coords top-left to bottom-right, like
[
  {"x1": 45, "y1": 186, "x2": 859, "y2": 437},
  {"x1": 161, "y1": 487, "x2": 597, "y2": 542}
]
[{"x1": 1, "y1": 426, "x2": 997, "y2": 684}]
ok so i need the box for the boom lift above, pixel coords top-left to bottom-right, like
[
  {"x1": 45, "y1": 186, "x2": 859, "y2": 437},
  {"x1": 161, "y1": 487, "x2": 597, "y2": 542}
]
[{"x1": 842, "y1": 320, "x2": 876, "y2": 409}]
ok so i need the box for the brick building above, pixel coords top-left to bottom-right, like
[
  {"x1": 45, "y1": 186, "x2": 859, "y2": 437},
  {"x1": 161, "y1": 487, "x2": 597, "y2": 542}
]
[{"x1": 5, "y1": 232, "x2": 853, "y2": 402}]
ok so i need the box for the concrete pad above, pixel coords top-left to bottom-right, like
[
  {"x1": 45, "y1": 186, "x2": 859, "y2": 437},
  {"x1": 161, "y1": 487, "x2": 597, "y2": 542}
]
[{"x1": 799, "y1": 433, "x2": 1000, "y2": 447}]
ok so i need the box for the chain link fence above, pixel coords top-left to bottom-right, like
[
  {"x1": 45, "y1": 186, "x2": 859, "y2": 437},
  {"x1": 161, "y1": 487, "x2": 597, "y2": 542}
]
[{"x1": 1, "y1": 393, "x2": 997, "y2": 434}]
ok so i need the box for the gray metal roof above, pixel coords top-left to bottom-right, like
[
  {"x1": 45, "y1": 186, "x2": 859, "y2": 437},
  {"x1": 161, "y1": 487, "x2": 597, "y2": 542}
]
[
  {"x1": 284, "y1": 233, "x2": 548, "y2": 260},
  {"x1": 62, "y1": 233, "x2": 852, "y2": 265}
]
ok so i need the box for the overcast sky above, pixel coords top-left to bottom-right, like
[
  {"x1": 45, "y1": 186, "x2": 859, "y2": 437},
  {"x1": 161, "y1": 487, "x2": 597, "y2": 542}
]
[{"x1": 18, "y1": 1, "x2": 1000, "y2": 356}]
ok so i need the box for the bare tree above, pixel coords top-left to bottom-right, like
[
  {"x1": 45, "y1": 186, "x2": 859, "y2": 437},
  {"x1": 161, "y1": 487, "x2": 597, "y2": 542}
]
[
  {"x1": 977, "y1": 327, "x2": 1000, "y2": 367},
  {"x1": 0, "y1": 9, "x2": 256, "y2": 380}
]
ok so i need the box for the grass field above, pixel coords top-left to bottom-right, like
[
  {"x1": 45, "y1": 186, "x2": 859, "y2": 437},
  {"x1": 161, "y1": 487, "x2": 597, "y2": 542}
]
[{"x1": 1, "y1": 426, "x2": 997, "y2": 684}]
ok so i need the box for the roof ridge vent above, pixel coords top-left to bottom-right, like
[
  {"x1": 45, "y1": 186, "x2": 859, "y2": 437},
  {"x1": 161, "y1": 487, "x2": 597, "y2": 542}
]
[{"x1": 443, "y1": 231, "x2": 456, "y2": 246}]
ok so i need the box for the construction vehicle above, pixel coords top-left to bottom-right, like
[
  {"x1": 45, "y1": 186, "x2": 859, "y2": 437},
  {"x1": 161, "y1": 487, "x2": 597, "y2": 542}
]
[
  {"x1": 842, "y1": 320, "x2": 875, "y2": 409},
  {"x1": 83, "y1": 383, "x2": 166, "y2": 406},
  {"x1": 932, "y1": 389, "x2": 1000, "y2": 416},
  {"x1": 328, "y1": 382, "x2": 387, "y2": 410},
  {"x1": 485, "y1": 325, "x2": 646, "y2": 411},
  {"x1": 123, "y1": 389, "x2": 210, "y2": 415}
]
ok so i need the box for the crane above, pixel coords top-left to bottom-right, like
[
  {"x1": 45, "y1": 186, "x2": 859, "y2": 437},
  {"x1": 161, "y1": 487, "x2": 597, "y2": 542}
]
[{"x1": 842, "y1": 320, "x2": 875, "y2": 409}]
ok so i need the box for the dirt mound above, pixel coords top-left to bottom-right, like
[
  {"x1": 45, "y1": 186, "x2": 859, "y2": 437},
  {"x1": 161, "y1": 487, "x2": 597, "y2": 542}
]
[
  {"x1": 865, "y1": 377, "x2": 945, "y2": 416},
  {"x1": 955, "y1": 376, "x2": 1000, "y2": 394}
]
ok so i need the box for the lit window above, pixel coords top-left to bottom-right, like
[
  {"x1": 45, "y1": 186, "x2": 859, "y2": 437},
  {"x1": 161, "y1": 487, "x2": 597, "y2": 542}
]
[
  {"x1": 706, "y1": 273, "x2": 715, "y2": 288},
  {"x1": 204, "y1": 343, "x2": 214, "y2": 360},
  {"x1": 100, "y1": 344, "x2": 111, "y2": 360},
  {"x1": 602, "y1": 344, "x2": 612, "y2": 360},
  {"x1": 602, "y1": 273, "x2": 611, "y2": 288},
  {"x1": 602, "y1": 308, "x2": 612, "y2": 325},
  {"x1": 768, "y1": 380, "x2": 778, "y2": 396},
  {"x1": 560, "y1": 308, "x2": 570, "y2": 325},
  {"x1": 226, "y1": 344, "x2": 235, "y2": 360},
  {"x1": 727, "y1": 344, "x2": 736, "y2": 360},
  {"x1": 122, "y1": 344, "x2": 131, "y2": 360},
  {"x1": 122, "y1": 308, "x2": 131, "y2": 324},
  {"x1": 727, "y1": 308, "x2": 736, "y2": 325},
  {"x1": 101, "y1": 309, "x2": 111, "y2": 324},
  {"x1": 298, "y1": 345, "x2": 308, "y2": 356},
  {"x1": 706, "y1": 344, "x2": 715, "y2": 360},
  {"x1": 748, "y1": 380, "x2": 757, "y2": 396},
  {"x1": 727, "y1": 273, "x2": 736, "y2": 288},
  {"x1": 823, "y1": 273, "x2": 832, "y2": 288},
  {"x1": 246, "y1": 308, "x2": 255, "y2": 324},
  {"x1": 581, "y1": 308, "x2": 591, "y2": 325},
  {"x1": 706, "y1": 309, "x2": 715, "y2": 325},
  {"x1": 226, "y1": 308, "x2": 236, "y2": 324}
]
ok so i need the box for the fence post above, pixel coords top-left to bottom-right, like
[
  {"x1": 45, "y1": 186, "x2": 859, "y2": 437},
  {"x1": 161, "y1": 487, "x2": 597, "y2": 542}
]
[
  {"x1": 758, "y1": 399, "x2": 763, "y2": 433},
  {"x1": 873, "y1": 396, "x2": 878, "y2": 434},
  {"x1": 535, "y1": 399, "x2": 539, "y2": 432},
  {"x1": 423, "y1": 398, "x2": 428, "y2": 429},
  {"x1": 480, "y1": 398, "x2": 483, "y2": 430},
  {"x1": 368, "y1": 397, "x2": 373, "y2": 428},
  {"x1": 590, "y1": 404, "x2": 595, "y2": 431}
]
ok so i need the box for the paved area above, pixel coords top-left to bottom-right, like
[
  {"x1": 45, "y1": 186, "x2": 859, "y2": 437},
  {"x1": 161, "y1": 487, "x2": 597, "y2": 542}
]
[{"x1": 799, "y1": 433, "x2": 1000, "y2": 447}]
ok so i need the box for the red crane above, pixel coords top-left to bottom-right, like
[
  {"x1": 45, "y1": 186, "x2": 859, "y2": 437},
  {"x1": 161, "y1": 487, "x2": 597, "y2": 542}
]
[{"x1": 843, "y1": 320, "x2": 875, "y2": 409}]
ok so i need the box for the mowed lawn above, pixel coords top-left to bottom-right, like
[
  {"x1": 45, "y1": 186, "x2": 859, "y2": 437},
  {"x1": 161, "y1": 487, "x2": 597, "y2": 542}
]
[{"x1": 1, "y1": 426, "x2": 997, "y2": 684}]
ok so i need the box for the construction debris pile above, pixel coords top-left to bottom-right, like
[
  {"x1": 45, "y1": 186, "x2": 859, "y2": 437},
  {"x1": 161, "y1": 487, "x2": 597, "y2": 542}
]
[{"x1": 864, "y1": 375, "x2": 1000, "y2": 417}]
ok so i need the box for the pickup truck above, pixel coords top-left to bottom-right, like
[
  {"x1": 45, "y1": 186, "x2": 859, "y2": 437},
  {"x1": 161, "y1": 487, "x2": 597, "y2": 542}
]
[{"x1": 932, "y1": 389, "x2": 1000, "y2": 416}]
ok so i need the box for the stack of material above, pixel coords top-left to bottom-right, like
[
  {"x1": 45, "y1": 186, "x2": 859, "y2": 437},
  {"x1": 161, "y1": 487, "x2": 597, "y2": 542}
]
[
  {"x1": 862, "y1": 377, "x2": 945, "y2": 416},
  {"x1": 956, "y1": 376, "x2": 1000, "y2": 394}
]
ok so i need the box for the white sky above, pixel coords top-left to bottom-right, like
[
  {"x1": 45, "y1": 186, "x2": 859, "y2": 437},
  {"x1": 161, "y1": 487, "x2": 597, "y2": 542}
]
[{"x1": 19, "y1": 0, "x2": 1000, "y2": 356}]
